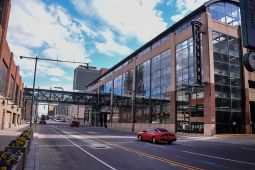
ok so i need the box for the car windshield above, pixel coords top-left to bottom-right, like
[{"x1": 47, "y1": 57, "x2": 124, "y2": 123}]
[{"x1": 155, "y1": 128, "x2": 168, "y2": 132}]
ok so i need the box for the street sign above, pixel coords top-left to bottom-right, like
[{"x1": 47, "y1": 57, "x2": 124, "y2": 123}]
[
  {"x1": 240, "y1": 0, "x2": 255, "y2": 49},
  {"x1": 191, "y1": 20, "x2": 202, "y2": 85}
]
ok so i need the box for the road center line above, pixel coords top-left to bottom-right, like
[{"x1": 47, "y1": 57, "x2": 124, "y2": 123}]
[
  {"x1": 49, "y1": 127, "x2": 117, "y2": 170},
  {"x1": 183, "y1": 151, "x2": 255, "y2": 166},
  {"x1": 61, "y1": 128, "x2": 202, "y2": 170}
]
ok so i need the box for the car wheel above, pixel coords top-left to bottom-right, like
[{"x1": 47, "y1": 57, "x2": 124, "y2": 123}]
[
  {"x1": 138, "y1": 135, "x2": 143, "y2": 141},
  {"x1": 168, "y1": 141, "x2": 172, "y2": 144},
  {"x1": 152, "y1": 137, "x2": 157, "y2": 144}
]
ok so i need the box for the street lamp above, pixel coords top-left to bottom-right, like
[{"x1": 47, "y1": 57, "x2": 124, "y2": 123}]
[{"x1": 20, "y1": 56, "x2": 38, "y2": 127}]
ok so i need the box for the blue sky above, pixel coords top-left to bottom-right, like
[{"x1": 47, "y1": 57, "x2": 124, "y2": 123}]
[{"x1": 7, "y1": 0, "x2": 208, "y2": 91}]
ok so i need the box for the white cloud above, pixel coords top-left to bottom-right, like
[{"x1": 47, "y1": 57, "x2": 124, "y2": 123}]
[
  {"x1": 72, "y1": 0, "x2": 167, "y2": 43},
  {"x1": 171, "y1": 10, "x2": 188, "y2": 22},
  {"x1": 8, "y1": 0, "x2": 91, "y2": 80},
  {"x1": 95, "y1": 29, "x2": 132, "y2": 56},
  {"x1": 171, "y1": 0, "x2": 208, "y2": 22},
  {"x1": 50, "y1": 77, "x2": 62, "y2": 83}
]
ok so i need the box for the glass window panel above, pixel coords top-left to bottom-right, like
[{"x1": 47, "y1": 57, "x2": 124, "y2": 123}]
[
  {"x1": 214, "y1": 52, "x2": 222, "y2": 61},
  {"x1": 214, "y1": 62, "x2": 222, "y2": 75},
  {"x1": 222, "y1": 86, "x2": 230, "y2": 98},
  {"x1": 228, "y1": 36, "x2": 240, "y2": 57},
  {"x1": 232, "y1": 100, "x2": 241, "y2": 112},
  {"x1": 221, "y1": 76, "x2": 230, "y2": 85},
  {"x1": 215, "y1": 85, "x2": 222, "y2": 98},
  {"x1": 229, "y1": 56, "x2": 240, "y2": 65},
  {"x1": 215, "y1": 74, "x2": 222, "y2": 84},
  {"x1": 209, "y1": 2, "x2": 240, "y2": 26},
  {"x1": 221, "y1": 63, "x2": 229, "y2": 76},
  {"x1": 230, "y1": 65, "x2": 240, "y2": 78},
  {"x1": 230, "y1": 77, "x2": 240, "y2": 87}
]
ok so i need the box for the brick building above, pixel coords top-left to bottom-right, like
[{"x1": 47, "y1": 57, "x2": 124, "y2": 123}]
[
  {"x1": 87, "y1": 0, "x2": 255, "y2": 136},
  {"x1": 0, "y1": 0, "x2": 24, "y2": 129}
]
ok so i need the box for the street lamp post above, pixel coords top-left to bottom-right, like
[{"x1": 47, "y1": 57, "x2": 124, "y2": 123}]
[{"x1": 20, "y1": 56, "x2": 38, "y2": 127}]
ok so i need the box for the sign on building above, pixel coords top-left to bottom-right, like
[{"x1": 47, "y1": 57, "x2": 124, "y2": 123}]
[{"x1": 191, "y1": 20, "x2": 202, "y2": 85}]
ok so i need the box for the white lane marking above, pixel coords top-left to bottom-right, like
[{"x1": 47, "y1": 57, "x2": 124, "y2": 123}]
[
  {"x1": 49, "y1": 127, "x2": 117, "y2": 170},
  {"x1": 242, "y1": 148, "x2": 255, "y2": 151},
  {"x1": 183, "y1": 150, "x2": 255, "y2": 166}
]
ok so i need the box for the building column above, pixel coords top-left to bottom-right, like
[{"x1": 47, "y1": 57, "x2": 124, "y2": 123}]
[
  {"x1": 170, "y1": 32, "x2": 176, "y2": 133},
  {"x1": 9, "y1": 112, "x2": 12, "y2": 128},
  {"x1": 202, "y1": 12, "x2": 216, "y2": 136},
  {"x1": 204, "y1": 83, "x2": 216, "y2": 136},
  {"x1": 244, "y1": 71, "x2": 252, "y2": 134},
  {"x1": 110, "y1": 80, "x2": 113, "y2": 128},
  {"x1": 1, "y1": 109, "x2": 5, "y2": 130},
  {"x1": 169, "y1": 91, "x2": 176, "y2": 132},
  {"x1": 14, "y1": 113, "x2": 17, "y2": 126}
]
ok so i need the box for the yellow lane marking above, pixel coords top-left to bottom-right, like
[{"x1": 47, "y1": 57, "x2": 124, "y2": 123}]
[
  {"x1": 95, "y1": 138, "x2": 203, "y2": 170},
  {"x1": 57, "y1": 127, "x2": 204, "y2": 170}
]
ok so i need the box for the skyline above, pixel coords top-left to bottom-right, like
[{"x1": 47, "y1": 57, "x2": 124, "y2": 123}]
[{"x1": 7, "y1": 0, "x2": 208, "y2": 91}]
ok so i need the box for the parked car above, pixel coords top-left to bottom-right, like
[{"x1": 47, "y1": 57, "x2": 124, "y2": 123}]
[{"x1": 137, "y1": 128, "x2": 176, "y2": 144}]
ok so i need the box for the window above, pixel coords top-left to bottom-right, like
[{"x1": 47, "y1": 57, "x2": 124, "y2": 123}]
[
  {"x1": 137, "y1": 47, "x2": 150, "y2": 58},
  {"x1": 0, "y1": 61, "x2": 8, "y2": 95},
  {"x1": 176, "y1": 38, "x2": 204, "y2": 133},
  {"x1": 209, "y1": 2, "x2": 241, "y2": 26},
  {"x1": 136, "y1": 49, "x2": 171, "y2": 124},
  {"x1": 14, "y1": 84, "x2": 19, "y2": 104},
  {"x1": 123, "y1": 70, "x2": 133, "y2": 96},
  {"x1": 212, "y1": 31, "x2": 243, "y2": 134},
  {"x1": 175, "y1": 15, "x2": 201, "y2": 34},
  {"x1": 8, "y1": 76, "x2": 15, "y2": 99},
  {"x1": 0, "y1": 0, "x2": 4, "y2": 25},
  {"x1": 114, "y1": 75, "x2": 122, "y2": 96}
]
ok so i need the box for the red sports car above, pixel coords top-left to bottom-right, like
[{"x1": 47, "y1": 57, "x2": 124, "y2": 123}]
[{"x1": 137, "y1": 128, "x2": 176, "y2": 144}]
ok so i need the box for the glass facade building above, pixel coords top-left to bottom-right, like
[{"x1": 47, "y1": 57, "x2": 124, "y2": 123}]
[{"x1": 87, "y1": 0, "x2": 255, "y2": 135}]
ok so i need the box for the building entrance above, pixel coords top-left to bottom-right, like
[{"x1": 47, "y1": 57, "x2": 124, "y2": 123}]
[{"x1": 251, "y1": 102, "x2": 255, "y2": 134}]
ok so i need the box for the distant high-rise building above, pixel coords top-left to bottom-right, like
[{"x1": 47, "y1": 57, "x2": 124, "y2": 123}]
[{"x1": 73, "y1": 65, "x2": 100, "y2": 90}]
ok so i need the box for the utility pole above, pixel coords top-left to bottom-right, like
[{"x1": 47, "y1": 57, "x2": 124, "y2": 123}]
[{"x1": 20, "y1": 55, "x2": 88, "y2": 127}]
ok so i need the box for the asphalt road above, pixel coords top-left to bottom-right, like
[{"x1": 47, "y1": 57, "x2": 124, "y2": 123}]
[{"x1": 35, "y1": 121, "x2": 255, "y2": 170}]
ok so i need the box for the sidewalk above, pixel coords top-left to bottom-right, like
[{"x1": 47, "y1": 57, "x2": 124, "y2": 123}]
[
  {"x1": 0, "y1": 124, "x2": 29, "y2": 150},
  {"x1": 24, "y1": 127, "x2": 39, "y2": 170}
]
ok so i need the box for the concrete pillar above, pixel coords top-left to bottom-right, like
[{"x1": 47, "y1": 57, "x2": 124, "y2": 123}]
[
  {"x1": 169, "y1": 32, "x2": 176, "y2": 133},
  {"x1": 202, "y1": 12, "x2": 216, "y2": 136},
  {"x1": 9, "y1": 112, "x2": 12, "y2": 128},
  {"x1": 1, "y1": 109, "x2": 5, "y2": 130},
  {"x1": 14, "y1": 113, "x2": 17, "y2": 126}
]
